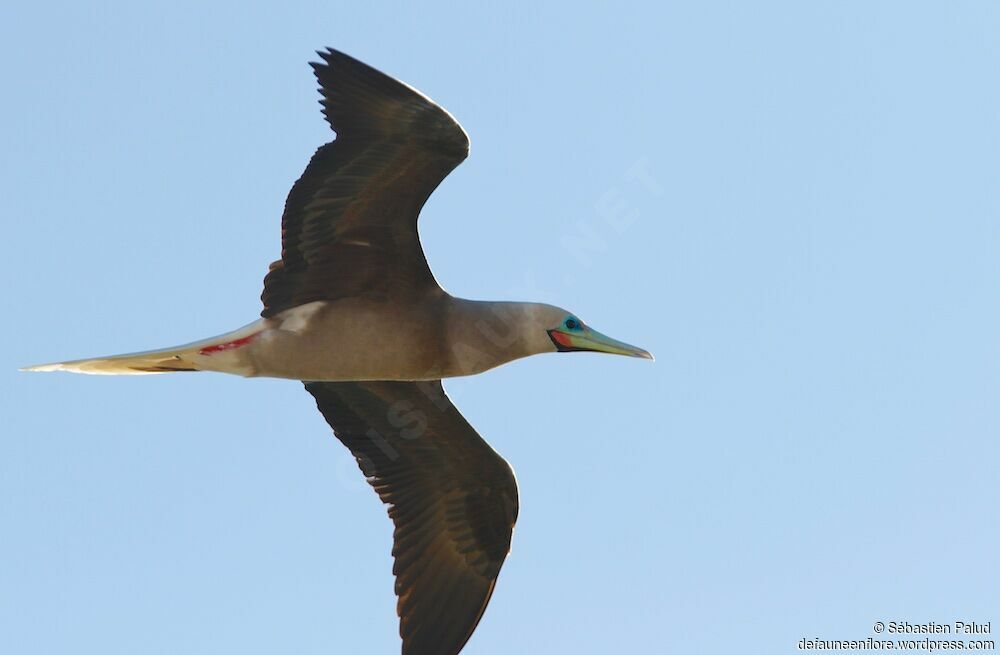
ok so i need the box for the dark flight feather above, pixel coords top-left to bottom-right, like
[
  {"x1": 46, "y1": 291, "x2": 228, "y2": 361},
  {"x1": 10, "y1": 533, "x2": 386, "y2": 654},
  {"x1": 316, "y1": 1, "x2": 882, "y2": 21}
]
[
  {"x1": 261, "y1": 49, "x2": 469, "y2": 317},
  {"x1": 305, "y1": 381, "x2": 518, "y2": 655}
]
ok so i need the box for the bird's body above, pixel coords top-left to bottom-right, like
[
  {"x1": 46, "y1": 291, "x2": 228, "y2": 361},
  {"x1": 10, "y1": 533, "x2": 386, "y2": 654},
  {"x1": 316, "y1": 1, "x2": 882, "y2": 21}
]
[
  {"x1": 33, "y1": 297, "x2": 570, "y2": 380},
  {"x1": 24, "y1": 49, "x2": 650, "y2": 655},
  {"x1": 246, "y1": 297, "x2": 565, "y2": 381}
]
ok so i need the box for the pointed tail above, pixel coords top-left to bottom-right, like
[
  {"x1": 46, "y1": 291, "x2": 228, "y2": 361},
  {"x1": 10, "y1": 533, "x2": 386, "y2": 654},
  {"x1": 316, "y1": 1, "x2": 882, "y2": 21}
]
[{"x1": 20, "y1": 321, "x2": 264, "y2": 376}]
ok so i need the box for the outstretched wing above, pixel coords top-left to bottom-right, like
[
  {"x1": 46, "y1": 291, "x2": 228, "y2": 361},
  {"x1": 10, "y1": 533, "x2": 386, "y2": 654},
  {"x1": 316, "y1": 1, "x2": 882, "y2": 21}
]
[
  {"x1": 262, "y1": 49, "x2": 469, "y2": 317},
  {"x1": 305, "y1": 381, "x2": 519, "y2": 655}
]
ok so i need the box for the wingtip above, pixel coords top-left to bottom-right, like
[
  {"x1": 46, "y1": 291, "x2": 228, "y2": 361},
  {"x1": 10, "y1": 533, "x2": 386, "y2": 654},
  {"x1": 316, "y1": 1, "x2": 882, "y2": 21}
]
[
  {"x1": 315, "y1": 47, "x2": 349, "y2": 66},
  {"x1": 310, "y1": 48, "x2": 338, "y2": 73}
]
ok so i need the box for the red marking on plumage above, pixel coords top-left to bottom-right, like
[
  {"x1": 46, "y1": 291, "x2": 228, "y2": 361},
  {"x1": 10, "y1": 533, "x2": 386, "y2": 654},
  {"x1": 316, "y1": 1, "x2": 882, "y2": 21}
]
[{"x1": 199, "y1": 333, "x2": 259, "y2": 355}]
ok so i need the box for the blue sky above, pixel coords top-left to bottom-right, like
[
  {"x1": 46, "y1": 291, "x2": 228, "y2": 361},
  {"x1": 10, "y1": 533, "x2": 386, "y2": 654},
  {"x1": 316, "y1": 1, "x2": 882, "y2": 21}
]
[{"x1": 3, "y1": 2, "x2": 998, "y2": 654}]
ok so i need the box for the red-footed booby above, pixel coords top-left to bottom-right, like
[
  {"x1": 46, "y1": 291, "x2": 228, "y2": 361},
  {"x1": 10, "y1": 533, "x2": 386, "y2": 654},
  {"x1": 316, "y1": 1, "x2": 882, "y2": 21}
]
[{"x1": 24, "y1": 49, "x2": 652, "y2": 655}]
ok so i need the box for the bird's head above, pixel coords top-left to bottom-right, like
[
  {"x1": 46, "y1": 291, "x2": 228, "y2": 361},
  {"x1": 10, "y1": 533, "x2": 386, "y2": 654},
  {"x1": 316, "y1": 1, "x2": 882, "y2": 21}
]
[{"x1": 541, "y1": 307, "x2": 653, "y2": 360}]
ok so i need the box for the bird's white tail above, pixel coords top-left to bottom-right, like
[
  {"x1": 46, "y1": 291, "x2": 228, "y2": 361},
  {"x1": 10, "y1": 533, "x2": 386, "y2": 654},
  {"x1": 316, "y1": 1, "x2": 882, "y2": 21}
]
[{"x1": 20, "y1": 320, "x2": 265, "y2": 376}]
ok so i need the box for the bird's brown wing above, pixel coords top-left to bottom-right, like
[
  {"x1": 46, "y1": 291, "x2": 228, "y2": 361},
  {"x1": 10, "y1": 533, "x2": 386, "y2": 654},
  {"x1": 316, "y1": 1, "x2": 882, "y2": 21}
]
[
  {"x1": 305, "y1": 380, "x2": 519, "y2": 655},
  {"x1": 261, "y1": 49, "x2": 469, "y2": 317}
]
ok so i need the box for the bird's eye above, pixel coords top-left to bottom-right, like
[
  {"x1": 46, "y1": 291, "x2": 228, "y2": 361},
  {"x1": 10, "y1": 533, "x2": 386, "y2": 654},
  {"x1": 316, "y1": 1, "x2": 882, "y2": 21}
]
[{"x1": 565, "y1": 318, "x2": 580, "y2": 330}]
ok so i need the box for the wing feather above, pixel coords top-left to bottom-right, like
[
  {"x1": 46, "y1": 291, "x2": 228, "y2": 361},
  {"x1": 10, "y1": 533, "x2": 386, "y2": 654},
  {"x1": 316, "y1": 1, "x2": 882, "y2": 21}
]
[
  {"x1": 262, "y1": 49, "x2": 468, "y2": 317},
  {"x1": 305, "y1": 381, "x2": 518, "y2": 655}
]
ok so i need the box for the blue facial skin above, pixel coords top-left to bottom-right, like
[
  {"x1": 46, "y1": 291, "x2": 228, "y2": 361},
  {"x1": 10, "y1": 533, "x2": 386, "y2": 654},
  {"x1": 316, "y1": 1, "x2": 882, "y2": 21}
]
[{"x1": 548, "y1": 315, "x2": 587, "y2": 352}]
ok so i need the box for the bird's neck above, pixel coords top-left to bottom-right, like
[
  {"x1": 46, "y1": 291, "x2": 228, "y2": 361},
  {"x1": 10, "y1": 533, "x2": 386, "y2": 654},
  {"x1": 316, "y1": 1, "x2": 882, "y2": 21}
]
[{"x1": 443, "y1": 299, "x2": 554, "y2": 376}]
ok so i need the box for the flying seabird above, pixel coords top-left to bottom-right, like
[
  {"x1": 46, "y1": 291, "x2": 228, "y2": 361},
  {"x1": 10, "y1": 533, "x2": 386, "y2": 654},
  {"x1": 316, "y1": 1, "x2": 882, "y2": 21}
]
[{"x1": 24, "y1": 49, "x2": 652, "y2": 655}]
